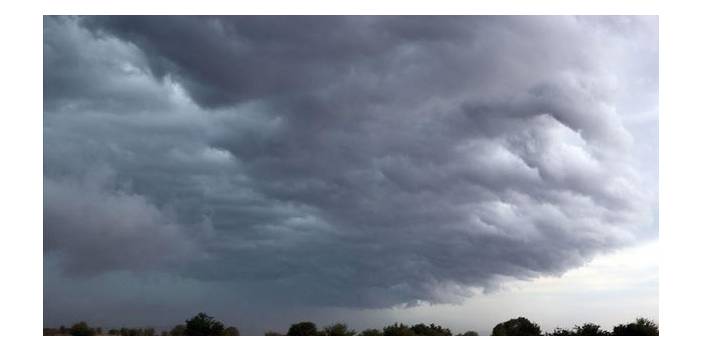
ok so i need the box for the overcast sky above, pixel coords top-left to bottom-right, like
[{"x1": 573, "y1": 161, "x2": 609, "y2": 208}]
[{"x1": 43, "y1": 15, "x2": 658, "y2": 335}]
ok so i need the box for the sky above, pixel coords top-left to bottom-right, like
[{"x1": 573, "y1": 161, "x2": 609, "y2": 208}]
[{"x1": 43, "y1": 15, "x2": 658, "y2": 335}]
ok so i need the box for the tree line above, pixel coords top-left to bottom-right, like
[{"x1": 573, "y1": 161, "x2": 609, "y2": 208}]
[{"x1": 43, "y1": 313, "x2": 659, "y2": 336}]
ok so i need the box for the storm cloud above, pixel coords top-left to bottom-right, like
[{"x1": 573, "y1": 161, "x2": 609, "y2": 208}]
[{"x1": 44, "y1": 15, "x2": 658, "y2": 315}]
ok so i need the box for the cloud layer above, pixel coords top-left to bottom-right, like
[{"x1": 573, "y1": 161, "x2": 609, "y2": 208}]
[{"x1": 44, "y1": 16, "x2": 658, "y2": 312}]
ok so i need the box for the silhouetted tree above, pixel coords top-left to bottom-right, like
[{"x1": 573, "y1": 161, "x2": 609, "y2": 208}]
[
  {"x1": 322, "y1": 323, "x2": 356, "y2": 336},
  {"x1": 573, "y1": 323, "x2": 609, "y2": 336},
  {"x1": 69, "y1": 321, "x2": 96, "y2": 336},
  {"x1": 43, "y1": 328, "x2": 60, "y2": 336},
  {"x1": 287, "y1": 321, "x2": 318, "y2": 336},
  {"x1": 383, "y1": 323, "x2": 415, "y2": 336},
  {"x1": 124, "y1": 328, "x2": 140, "y2": 336},
  {"x1": 46, "y1": 314, "x2": 663, "y2": 337},
  {"x1": 359, "y1": 328, "x2": 383, "y2": 336},
  {"x1": 410, "y1": 323, "x2": 452, "y2": 336},
  {"x1": 161, "y1": 331, "x2": 169, "y2": 336},
  {"x1": 491, "y1": 317, "x2": 541, "y2": 336},
  {"x1": 612, "y1": 318, "x2": 658, "y2": 336},
  {"x1": 170, "y1": 324, "x2": 186, "y2": 336},
  {"x1": 224, "y1": 326, "x2": 240, "y2": 336},
  {"x1": 184, "y1": 313, "x2": 225, "y2": 336},
  {"x1": 548, "y1": 327, "x2": 574, "y2": 336}
]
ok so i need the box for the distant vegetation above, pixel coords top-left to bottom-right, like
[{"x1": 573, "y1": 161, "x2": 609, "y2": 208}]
[{"x1": 43, "y1": 313, "x2": 658, "y2": 336}]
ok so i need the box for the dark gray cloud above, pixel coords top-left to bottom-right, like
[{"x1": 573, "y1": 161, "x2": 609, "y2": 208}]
[
  {"x1": 44, "y1": 15, "x2": 658, "y2": 324},
  {"x1": 44, "y1": 168, "x2": 205, "y2": 276}
]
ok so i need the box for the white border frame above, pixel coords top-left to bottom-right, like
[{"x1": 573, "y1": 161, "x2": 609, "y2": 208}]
[{"x1": 2, "y1": 0, "x2": 697, "y2": 350}]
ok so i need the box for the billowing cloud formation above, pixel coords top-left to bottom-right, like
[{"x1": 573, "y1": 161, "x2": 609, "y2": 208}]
[
  {"x1": 44, "y1": 167, "x2": 203, "y2": 276},
  {"x1": 44, "y1": 16, "x2": 658, "y2": 311}
]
